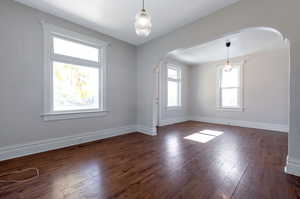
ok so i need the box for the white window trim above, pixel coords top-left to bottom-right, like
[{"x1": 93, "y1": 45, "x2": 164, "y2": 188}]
[
  {"x1": 166, "y1": 65, "x2": 182, "y2": 109},
  {"x1": 41, "y1": 22, "x2": 109, "y2": 121},
  {"x1": 216, "y1": 61, "x2": 245, "y2": 112}
]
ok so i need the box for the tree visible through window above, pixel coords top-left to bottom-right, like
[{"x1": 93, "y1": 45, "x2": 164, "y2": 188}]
[
  {"x1": 42, "y1": 23, "x2": 108, "y2": 120},
  {"x1": 52, "y1": 36, "x2": 101, "y2": 112},
  {"x1": 53, "y1": 62, "x2": 99, "y2": 111}
]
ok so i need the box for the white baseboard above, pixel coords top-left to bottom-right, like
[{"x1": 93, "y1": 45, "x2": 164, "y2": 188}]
[
  {"x1": 285, "y1": 156, "x2": 300, "y2": 177},
  {"x1": 0, "y1": 125, "x2": 138, "y2": 161},
  {"x1": 0, "y1": 117, "x2": 288, "y2": 161},
  {"x1": 136, "y1": 125, "x2": 157, "y2": 136},
  {"x1": 159, "y1": 117, "x2": 189, "y2": 126},
  {"x1": 191, "y1": 116, "x2": 289, "y2": 133}
]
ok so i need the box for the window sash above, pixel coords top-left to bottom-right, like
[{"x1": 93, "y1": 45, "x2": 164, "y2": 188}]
[
  {"x1": 168, "y1": 80, "x2": 179, "y2": 107},
  {"x1": 52, "y1": 35, "x2": 100, "y2": 63},
  {"x1": 217, "y1": 63, "x2": 243, "y2": 110},
  {"x1": 51, "y1": 32, "x2": 103, "y2": 54},
  {"x1": 51, "y1": 35, "x2": 101, "y2": 68},
  {"x1": 167, "y1": 65, "x2": 181, "y2": 81},
  {"x1": 49, "y1": 36, "x2": 103, "y2": 113},
  {"x1": 50, "y1": 62, "x2": 103, "y2": 110},
  {"x1": 42, "y1": 22, "x2": 108, "y2": 120},
  {"x1": 220, "y1": 87, "x2": 241, "y2": 108},
  {"x1": 51, "y1": 54, "x2": 101, "y2": 68},
  {"x1": 220, "y1": 66, "x2": 240, "y2": 88},
  {"x1": 52, "y1": 62, "x2": 100, "y2": 112},
  {"x1": 167, "y1": 65, "x2": 181, "y2": 108}
]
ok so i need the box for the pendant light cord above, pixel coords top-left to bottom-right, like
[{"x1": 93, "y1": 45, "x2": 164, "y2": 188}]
[
  {"x1": 227, "y1": 46, "x2": 229, "y2": 63},
  {"x1": 142, "y1": 0, "x2": 145, "y2": 10},
  {"x1": 226, "y1": 41, "x2": 231, "y2": 63}
]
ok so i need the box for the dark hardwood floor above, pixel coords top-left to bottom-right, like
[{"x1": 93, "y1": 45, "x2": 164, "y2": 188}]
[{"x1": 0, "y1": 121, "x2": 299, "y2": 199}]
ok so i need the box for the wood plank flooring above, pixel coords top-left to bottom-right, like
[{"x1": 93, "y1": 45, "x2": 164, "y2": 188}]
[{"x1": 0, "y1": 121, "x2": 300, "y2": 199}]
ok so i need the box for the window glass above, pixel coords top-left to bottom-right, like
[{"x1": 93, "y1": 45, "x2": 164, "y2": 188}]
[
  {"x1": 221, "y1": 88, "x2": 239, "y2": 107},
  {"x1": 168, "y1": 67, "x2": 178, "y2": 79},
  {"x1": 221, "y1": 67, "x2": 239, "y2": 88},
  {"x1": 53, "y1": 37, "x2": 99, "y2": 62},
  {"x1": 168, "y1": 81, "x2": 178, "y2": 107},
  {"x1": 53, "y1": 62, "x2": 99, "y2": 111}
]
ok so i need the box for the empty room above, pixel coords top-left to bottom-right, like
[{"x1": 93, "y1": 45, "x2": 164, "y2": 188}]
[{"x1": 0, "y1": 0, "x2": 300, "y2": 198}]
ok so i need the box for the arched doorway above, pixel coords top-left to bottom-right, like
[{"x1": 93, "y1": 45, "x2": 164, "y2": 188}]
[{"x1": 153, "y1": 26, "x2": 290, "y2": 141}]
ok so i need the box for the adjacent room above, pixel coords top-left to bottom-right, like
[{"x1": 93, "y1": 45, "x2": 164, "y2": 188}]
[
  {"x1": 0, "y1": 0, "x2": 300, "y2": 198},
  {"x1": 158, "y1": 27, "x2": 289, "y2": 131}
]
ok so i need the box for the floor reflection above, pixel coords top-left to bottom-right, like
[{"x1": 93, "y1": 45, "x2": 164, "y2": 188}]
[
  {"x1": 51, "y1": 161, "x2": 104, "y2": 198},
  {"x1": 166, "y1": 135, "x2": 180, "y2": 155},
  {"x1": 164, "y1": 135, "x2": 183, "y2": 172}
]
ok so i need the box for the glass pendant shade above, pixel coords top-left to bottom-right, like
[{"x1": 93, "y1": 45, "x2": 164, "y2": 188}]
[
  {"x1": 135, "y1": 9, "x2": 152, "y2": 37},
  {"x1": 224, "y1": 61, "x2": 233, "y2": 72}
]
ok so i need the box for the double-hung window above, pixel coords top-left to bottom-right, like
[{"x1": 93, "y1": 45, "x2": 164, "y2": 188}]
[
  {"x1": 167, "y1": 65, "x2": 182, "y2": 108},
  {"x1": 42, "y1": 23, "x2": 108, "y2": 121},
  {"x1": 217, "y1": 63, "x2": 244, "y2": 111}
]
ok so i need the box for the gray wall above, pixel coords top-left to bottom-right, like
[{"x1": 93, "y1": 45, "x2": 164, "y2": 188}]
[
  {"x1": 190, "y1": 47, "x2": 289, "y2": 125},
  {"x1": 136, "y1": 0, "x2": 300, "y2": 164},
  {"x1": 0, "y1": 0, "x2": 137, "y2": 147}
]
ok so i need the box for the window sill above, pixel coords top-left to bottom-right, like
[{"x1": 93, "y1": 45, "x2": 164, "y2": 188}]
[
  {"x1": 167, "y1": 106, "x2": 182, "y2": 111},
  {"x1": 216, "y1": 107, "x2": 244, "y2": 112},
  {"x1": 41, "y1": 110, "x2": 108, "y2": 121}
]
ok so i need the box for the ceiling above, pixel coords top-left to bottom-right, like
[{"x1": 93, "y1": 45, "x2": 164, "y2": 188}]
[
  {"x1": 14, "y1": 0, "x2": 240, "y2": 45},
  {"x1": 167, "y1": 28, "x2": 286, "y2": 65}
]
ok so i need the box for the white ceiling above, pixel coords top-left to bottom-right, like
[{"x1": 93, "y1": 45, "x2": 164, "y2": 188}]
[
  {"x1": 168, "y1": 28, "x2": 286, "y2": 65},
  {"x1": 14, "y1": 0, "x2": 240, "y2": 45}
]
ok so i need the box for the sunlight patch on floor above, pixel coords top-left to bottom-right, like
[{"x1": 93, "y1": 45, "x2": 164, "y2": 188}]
[{"x1": 184, "y1": 130, "x2": 224, "y2": 143}]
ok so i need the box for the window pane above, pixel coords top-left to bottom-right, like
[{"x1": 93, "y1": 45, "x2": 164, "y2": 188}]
[
  {"x1": 53, "y1": 37, "x2": 99, "y2": 62},
  {"x1": 168, "y1": 67, "x2": 178, "y2": 79},
  {"x1": 53, "y1": 62, "x2": 99, "y2": 111},
  {"x1": 221, "y1": 88, "x2": 239, "y2": 107},
  {"x1": 168, "y1": 81, "x2": 178, "y2": 107},
  {"x1": 221, "y1": 67, "x2": 239, "y2": 88}
]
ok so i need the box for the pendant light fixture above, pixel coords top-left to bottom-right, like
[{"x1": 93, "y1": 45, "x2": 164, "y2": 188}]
[
  {"x1": 224, "y1": 41, "x2": 232, "y2": 72},
  {"x1": 135, "y1": 0, "x2": 152, "y2": 37}
]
